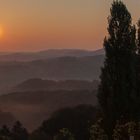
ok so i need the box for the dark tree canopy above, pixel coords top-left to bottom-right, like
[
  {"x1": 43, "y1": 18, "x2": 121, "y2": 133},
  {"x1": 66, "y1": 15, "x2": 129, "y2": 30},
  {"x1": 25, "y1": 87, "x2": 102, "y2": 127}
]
[
  {"x1": 38, "y1": 105, "x2": 98, "y2": 140},
  {"x1": 97, "y1": 0, "x2": 137, "y2": 137},
  {"x1": 137, "y1": 19, "x2": 140, "y2": 54},
  {"x1": 11, "y1": 121, "x2": 28, "y2": 140},
  {"x1": 135, "y1": 19, "x2": 140, "y2": 122},
  {"x1": 0, "y1": 125, "x2": 11, "y2": 140}
]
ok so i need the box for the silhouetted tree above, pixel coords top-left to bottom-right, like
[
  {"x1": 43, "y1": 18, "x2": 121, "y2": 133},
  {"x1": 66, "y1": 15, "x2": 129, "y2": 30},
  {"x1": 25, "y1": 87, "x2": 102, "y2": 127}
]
[
  {"x1": 29, "y1": 129, "x2": 51, "y2": 140},
  {"x1": 135, "y1": 19, "x2": 140, "y2": 121},
  {"x1": 0, "y1": 125, "x2": 11, "y2": 140},
  {"x1": 137, "y1": 20, "x2": 140, "y2": 54},
  {"x1": 112, "y1": 121, "x2": 140, "y2": 140},
  {"x1": 97, "y1": 0, "x2": 137, "y2": 138},
  {"x1": 11, "y1": 121, "x2": 28, "y2": 140},
  {"x1": 90, "y1": 119, "x2": 108, "y2": 140},
  {"x1": 38, "y1": 105, "x2": 98, "y2": 140},
  {"x1": 54, "y1": 128, "x2": 75, "y2": 140}
]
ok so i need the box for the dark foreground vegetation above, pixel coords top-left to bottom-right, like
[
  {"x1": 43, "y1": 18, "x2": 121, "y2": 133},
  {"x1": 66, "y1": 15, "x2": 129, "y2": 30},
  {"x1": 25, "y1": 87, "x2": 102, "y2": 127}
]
[
  {"x1": 1, "y1": 0, "x2": 140, "y2": 140},
  {"x1": 1, "y1": 105, "x2": 140, "y2": 140}
]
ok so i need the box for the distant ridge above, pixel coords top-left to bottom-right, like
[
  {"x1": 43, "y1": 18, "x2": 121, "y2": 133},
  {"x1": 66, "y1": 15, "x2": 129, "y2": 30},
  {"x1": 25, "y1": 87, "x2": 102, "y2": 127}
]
[
  {"x1": 13, "y1": 78, "x2": 99, "y2": 92},
  {"x1": 0, "y1": 49, "x2": 104, "y2": 62},
  {"x1": 0, "y1": 49, "x2": 105, "y2": 95}
]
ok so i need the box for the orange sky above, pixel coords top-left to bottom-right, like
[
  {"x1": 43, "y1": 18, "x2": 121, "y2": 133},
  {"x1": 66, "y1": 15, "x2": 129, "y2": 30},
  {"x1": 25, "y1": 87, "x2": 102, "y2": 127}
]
[{"x1": 0, "y1": 0, "x2": 139, "y2": 52}]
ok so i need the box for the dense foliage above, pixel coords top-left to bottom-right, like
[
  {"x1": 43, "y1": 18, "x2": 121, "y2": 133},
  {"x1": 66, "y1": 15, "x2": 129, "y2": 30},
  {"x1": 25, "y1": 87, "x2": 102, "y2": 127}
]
[
  {"x1": 0, "y1": 121, "x2": 28, "y2": 140},
  {"x1": 97, "y1": 0, "x2": 140, "y2": 138}
]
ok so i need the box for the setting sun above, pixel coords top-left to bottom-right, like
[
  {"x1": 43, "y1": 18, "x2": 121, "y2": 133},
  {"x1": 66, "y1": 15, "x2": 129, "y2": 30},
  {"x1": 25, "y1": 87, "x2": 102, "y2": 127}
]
[{"x1": 0, "y1": 26, "x2": 3, "y2": 39}]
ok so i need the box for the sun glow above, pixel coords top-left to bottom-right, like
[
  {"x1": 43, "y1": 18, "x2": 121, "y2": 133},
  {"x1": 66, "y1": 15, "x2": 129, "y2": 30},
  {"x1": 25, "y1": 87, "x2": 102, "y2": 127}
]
[{"x1": 0, "y1": 26, "x2": 4, "y2": 39}]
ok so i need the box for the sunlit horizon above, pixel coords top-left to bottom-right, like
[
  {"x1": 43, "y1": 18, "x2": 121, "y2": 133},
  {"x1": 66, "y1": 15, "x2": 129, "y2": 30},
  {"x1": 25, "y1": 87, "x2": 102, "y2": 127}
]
[{"x1": 0, "y1": 0, "x2": 139, "y2": 52}]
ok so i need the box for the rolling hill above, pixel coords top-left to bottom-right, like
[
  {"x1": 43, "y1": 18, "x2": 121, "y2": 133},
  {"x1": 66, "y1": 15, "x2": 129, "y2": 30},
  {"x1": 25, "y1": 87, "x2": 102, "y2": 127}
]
[
  {"x1": 0, "y1": 55, "x2": 104, "y2": 94},
  {"x1": 0, "y1": 49, "x2": 103, "y2": 130},
  {"x1": 0, "y1": 89, "x2": 97, "y2": 130},
  {"x1": 0, "y1": 49, "x2": 104, "y2": 62},
  {"x1": 14, "y1": 79, "x2": 99, "y2": 92}
]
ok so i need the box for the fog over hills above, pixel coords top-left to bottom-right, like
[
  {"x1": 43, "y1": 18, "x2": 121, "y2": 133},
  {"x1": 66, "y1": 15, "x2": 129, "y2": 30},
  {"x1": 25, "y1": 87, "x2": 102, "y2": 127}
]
[
  {"x1": 0, "y1": 50, "x2": 104, "y2": 94},
  {"x1": 14, "y1": 79, "x2": 99, "y2": 92},
  {"x1": 0, "y1": 110, "x2": 16, "y2": 127},
  {"x1": 0, "y1": 78, "x2": 99, "y2": 130},
  {"x1": 0, "y1": 49, "x2": 104, "y2": 130},
  {"x1": 0, "y1": 90, "x2": 97, "y2": 130}
]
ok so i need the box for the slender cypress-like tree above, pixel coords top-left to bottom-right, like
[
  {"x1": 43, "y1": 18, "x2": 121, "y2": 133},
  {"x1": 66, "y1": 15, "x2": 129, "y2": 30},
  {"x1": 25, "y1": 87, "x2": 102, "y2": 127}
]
[
  {"x1": 137, "y1": 20, "x2": 140, "y2": 54},
  {"x1": 135, "y1": 19, "x2": 140, "y2": 121},
  {"x1": 97, "y1": 0, "x2": 137, "y2": 137}
]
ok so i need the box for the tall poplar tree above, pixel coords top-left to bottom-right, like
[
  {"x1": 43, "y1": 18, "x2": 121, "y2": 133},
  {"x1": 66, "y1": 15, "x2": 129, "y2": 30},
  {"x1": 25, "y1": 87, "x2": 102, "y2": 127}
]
[
  {"x1": 97, "y1": 0, "x2": 136, "y2": 137},
  {"x1": 135, "y1": 19, "x2": 140, "y2": 121},
  {"x1": 137, "y1": 20, "x2": 140, "y2": 54}
]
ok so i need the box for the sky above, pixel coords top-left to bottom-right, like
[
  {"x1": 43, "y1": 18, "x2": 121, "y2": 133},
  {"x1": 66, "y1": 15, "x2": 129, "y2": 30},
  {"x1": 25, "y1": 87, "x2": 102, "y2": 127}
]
[{"x1": 0, "y1": 0, "x2": 139, "y2": 52}]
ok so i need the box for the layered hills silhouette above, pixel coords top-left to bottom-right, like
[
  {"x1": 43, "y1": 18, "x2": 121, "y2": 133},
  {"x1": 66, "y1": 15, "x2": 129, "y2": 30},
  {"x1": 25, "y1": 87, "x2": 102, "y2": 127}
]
[
  {"x1": 0, "y1": 49, "x2": 103, "y2": 130},
  {"x1": 13, "y1": 78, "x2": 99, "y2": 92},
  {"x1": 0, "y1": 51, "x2": 104, "y2": 94},
  {"x1": 0, "y1": 110, "x2": 16, "y2": 127},
  {"x1": 0, "y1": 90, "x2": 97, "y2": 130},
  {"x1": 0, "y1": 49, "x2": 104, "y2": 62}
]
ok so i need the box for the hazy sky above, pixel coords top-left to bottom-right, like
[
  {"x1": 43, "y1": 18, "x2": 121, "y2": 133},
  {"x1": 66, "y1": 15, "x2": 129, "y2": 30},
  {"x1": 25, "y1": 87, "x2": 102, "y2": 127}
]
[{"x1": 0, "y1": 0, "x2": 139, "y2": 52}]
